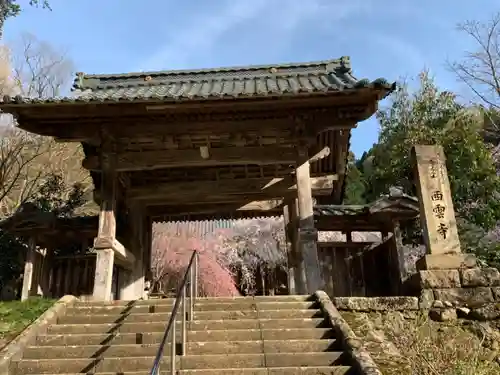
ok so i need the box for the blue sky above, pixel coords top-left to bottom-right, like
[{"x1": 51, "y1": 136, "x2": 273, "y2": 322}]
[{"x1": 4, "y1": 0, "x2": 499, "y2": 156}]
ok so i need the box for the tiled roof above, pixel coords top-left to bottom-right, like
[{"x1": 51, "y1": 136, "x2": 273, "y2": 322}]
[
  {"x1": 314, "y1": 189, "x2": 419, "y2": 217},
  {"x1": 1, "y1": 56, "x2": 395, "y2": 105}
]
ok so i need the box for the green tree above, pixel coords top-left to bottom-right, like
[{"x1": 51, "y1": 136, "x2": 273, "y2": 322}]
[
  {"x1": 368, "y1": 71, "x2": 500, "y2": 227},
  {"x1": 343, "y1": 151, "x2": 367, "y2": 205},
  {"x1": 0, "y1": 1, "x2": 51, "y2": 39},
  {"x1": 30, "y1": 174, "x2": 85, "y2": 216},
  {"x1": 366, "y1": 71, "x2": 500, "y2": 265},
  {"x1": 0, "y1": 173, "x2": 85, "y2": 296}
]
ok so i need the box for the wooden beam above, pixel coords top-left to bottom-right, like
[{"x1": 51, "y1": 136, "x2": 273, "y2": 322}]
[
  {"x1": 317, "y1": 241, "x2": 381, "y2": 248},
  {"x1": 19, "y1": 102, "x2": 366, "y2": 139},
  {"x1": 83, "y1": 146, "x2": 293, "y2": 172},
  {"x1": 146, "y1": 199, "x2": 285, "y2": 217},
  {"x1": 309, "y1": 145, "x2": 331, "y2": 163},
  {"x1": 128, "y1": 175, "x2": 337, "y2": 201},
  {"x1": 94, "y1": 237, "x2": 136, "y2": 266}
]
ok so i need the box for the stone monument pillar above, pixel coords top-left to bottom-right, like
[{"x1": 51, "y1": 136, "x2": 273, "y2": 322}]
[
  {"x1": 411, "y1": 145, "x2": 499, "y2": 309},
  {"x1": 411, "y1": 145, "x2": 475, "y2": 269}
]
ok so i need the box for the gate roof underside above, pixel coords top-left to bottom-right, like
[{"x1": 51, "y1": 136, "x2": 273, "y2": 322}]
[{"x1": 0, "y1": 57, "x2": 395, "y2": 218}]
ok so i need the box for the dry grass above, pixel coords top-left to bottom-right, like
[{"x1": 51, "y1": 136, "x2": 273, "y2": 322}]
[{"x1": 342, "y1": 310, "x2": 499, "y2": 375}]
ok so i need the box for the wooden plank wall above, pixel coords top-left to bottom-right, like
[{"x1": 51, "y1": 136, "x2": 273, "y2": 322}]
[
  {"x1": 49, "y1": 254, "x2": 96, "y2": 298},
  {"x1": 317, "y1": 237, "x2": 400, "y2": 297},
  {"x1": 48, "y1": 254, "x2": 125, "y2": 299}
]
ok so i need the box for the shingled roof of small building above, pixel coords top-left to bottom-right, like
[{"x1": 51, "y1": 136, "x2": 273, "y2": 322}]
[{"x1": 1, "y1": 56, "x2": 396, "y2": 104}]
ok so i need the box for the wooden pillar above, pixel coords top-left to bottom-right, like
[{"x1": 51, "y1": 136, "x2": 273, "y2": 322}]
[
  {"x1": 393, "y1": 221, "x2": 406, "y2": 280},
  {"x1": 38, "y1": 247, "x2": 51, "y2": 297},
  {"x1": 283, "y1": 203, "x2": 294, "y2": 294},
  {"x1": 295, "y1": 147, "x2": 323, "y2": 294},
  {"x1": 120, "y1": 203, "x2": 146, "y2": 300},
  {"x1": 21, "y1": 237, "x2": 36, "y2": 301},
  {"x1": 93, "y1": 148, "x2": 118, "y2": 301},
  {"x1": 285, "y1": 199, "x2": 307, "y2": 295},
  {"x1": 344, "y1": 231, "x2": 353, "y2": 297},
  {"x1": 142, "y1": 216, "x2": 153, "y2": 299}
]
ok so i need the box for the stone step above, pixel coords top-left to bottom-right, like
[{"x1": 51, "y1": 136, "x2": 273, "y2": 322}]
[
  {"x1": 13, "y1": 352, "x2": 346, "y2": 374},
  {"x1": 74, "y1": 295, "x2": 314, "y2": 307},
  {"x1": 48, "y1": 318, "x2": 329, "y2": 334},
  {"x1": 22, "y1": 366, "x2": 352, "y2": 375},
  {"x1": 67, "y1": 301, "x2": 319, "y2": 314},
  {"x1": 37, "y1": 328, "x2": 336, "y2": 346},
  {"x1": 23, "y1": 339, "x2": 339, "y2": 359},
  {"x1": 181, "y1": 369, "x2": 352, "y2": 375},
  {"x1": 58, "y1": 309, "x2": 324, "y2": 324}
]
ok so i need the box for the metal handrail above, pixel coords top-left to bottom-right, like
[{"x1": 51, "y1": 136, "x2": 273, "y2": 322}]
[{"x1": 149, "y1": 250, "x2": 199, "y2": 375}]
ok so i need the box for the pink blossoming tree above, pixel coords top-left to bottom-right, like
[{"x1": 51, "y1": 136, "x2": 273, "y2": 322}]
[{"x1": 151, "y1": 223, "x2": 240, "y2": 297}]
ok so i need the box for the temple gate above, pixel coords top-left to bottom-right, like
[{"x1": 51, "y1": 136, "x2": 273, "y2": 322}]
[{"x1": 0, "y1": 57, "x2": 395, "y2": 300}]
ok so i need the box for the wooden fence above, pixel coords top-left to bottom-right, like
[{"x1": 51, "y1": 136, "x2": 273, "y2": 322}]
[
  {"x1": 49, "y1": 254, "x2": 97, "y2": 298},
  {"x1": 46, "y1": 240, "x2": 401, "y2": 299},
  {"x1": 317, "y1": 237, "x2": 401, "y2": 297},
  {"x1": 49, "y1": 254, "x2": 125, "y2": 299}
]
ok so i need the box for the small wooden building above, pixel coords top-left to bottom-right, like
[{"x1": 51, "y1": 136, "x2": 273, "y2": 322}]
[
  {"x1": 0, "y1": 57, "x2": 396, "y2": 300},
  {"x1": 0, "y1": 206, "x2": 100, "y2": 299},
  {"x1": 314, "y1": 190, "x2": 419, "y2": 297}
]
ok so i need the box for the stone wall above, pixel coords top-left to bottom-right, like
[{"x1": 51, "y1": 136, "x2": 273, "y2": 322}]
[
  {"x1": 414, "y1": 267, "x2": 500, "y2": 307},
  {"x1": 332, "y1": 285, "x2": 500, "y2": 322},
  {"x1": 412, "y1": 267, "x2": 500, "y2": 322}
]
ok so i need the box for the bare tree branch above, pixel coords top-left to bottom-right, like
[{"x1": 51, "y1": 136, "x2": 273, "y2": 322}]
[
  {"x1": 448, "y1": 13, "x2": 500, "y2": 111},
  {"x1": 0, "y1": 34, "x2": 90, "y2": 218}
]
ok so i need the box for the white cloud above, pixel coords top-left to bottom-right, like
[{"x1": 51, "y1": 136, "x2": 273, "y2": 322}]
[
  {"x1": 370, "y1": 33, "x2": 427, "y2": 75},
  {"x1": 136, "y1": 0, "x2": 374, "y2": 72},
  {"x1": 137, "y1": 0, "x2": 269, "y2": 71}
]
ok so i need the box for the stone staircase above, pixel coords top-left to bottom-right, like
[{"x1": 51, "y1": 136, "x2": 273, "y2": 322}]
[{"x1": 11, "y1": 295, "x2": 357, "y2": 375}]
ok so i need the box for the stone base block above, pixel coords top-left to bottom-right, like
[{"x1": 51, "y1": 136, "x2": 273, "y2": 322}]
[
  {"x1": 414, "y1": 269, "x2": 461, "y2": 289},
  {"x1": 416, "y1": 253, "x2": 476, "y2": 270},
  {"x1": 469, "y1": 303, "x2": 500, "y2": 320},
  {"x1": 492, "y1": 287, "x2": 500, "y2": 301},
  {"x1": 419, "y1": 289, "x2": 435, "y2": 309},
  {"x1": 429, "y1": 307, "x2": 457, "y2": 322},
  {"x1": 460, "y1": 267, "x2": 500, "y2": 287},
  {"x1": 433, "y1": 287, "x2": 494, "y2": 307}
]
